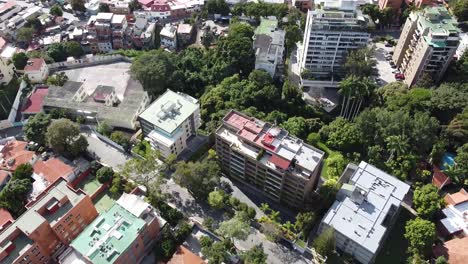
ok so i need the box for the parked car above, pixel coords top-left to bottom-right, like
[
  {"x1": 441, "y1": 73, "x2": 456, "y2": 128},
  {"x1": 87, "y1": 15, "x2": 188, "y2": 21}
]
[
  {"x1": 392, "y1": 69, "x2": 400, "y2": 74},
  {"x1": 385, "y1": 43, "x2": 393, "y2": 47},
  {"x1": 395, "y1": 73, "x2": 405, "y2": 79}
]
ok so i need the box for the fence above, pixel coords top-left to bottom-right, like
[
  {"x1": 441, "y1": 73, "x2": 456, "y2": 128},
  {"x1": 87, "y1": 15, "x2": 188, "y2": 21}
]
[
  {"x1": 0, "y1": 80, "x2": 28, "y2": 130},
  {"x1": 48, "y1": 55, "x2": 133, "y2": 73}
]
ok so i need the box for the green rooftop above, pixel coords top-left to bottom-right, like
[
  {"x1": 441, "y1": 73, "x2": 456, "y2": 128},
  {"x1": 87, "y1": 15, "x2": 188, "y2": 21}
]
[
  {"x1": 71, "y1": 203, "x2": 145, "y2": 264},
  {"x1": 418, "y1": 6, "x2": 460, "y2": 35},
  {"x1": 138, "y1": 89, "x2": 199, "y2": 134},
  {"x1": 255, "y1": 18, "x2": 278, "y2": 36}
]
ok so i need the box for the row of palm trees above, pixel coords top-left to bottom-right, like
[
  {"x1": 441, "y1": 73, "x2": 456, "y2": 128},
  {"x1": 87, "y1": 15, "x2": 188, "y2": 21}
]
[{"x1": 338, "y1": 75, "x2": 376, "y2": 121}]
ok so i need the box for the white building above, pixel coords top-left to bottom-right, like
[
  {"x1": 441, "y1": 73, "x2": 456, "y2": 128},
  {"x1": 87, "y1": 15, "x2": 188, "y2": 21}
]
[
  {"x1": 138, "y1": 89, "x2": 201, "y2": 158},
  {"x1": 455, "y1": 33, "x2": 467, "y2": 59},
  {"x1": 318, "y1": 161, "x2": 410, "y2": 264},
  {"x1": 297, "y1": 0, "x2": 371, "y2": 90},
  {"x1": 253, "y1": 17, "x2": 285, "y2": 78},
  {"x1": 24, "y1": 58, "x2": 49, "y2": 83},
  {"x1": 160, "y1": 24, "x2": 177, "y2": 49},
  {"x1": 0, "y1": 37, "x2": 14, "y2": 85}
]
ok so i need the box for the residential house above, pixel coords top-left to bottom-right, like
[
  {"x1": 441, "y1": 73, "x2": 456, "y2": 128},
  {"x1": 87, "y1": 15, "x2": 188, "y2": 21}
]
[
  {"x1": 177, "y1": 23, "x2": 195, "y2": 47},
  {"x1": 24, "y1": 58, "x2": 49, "y2": 83},
  {"x1": 160, "y1": 24, "x2": 177, "y2": 49},
  {"x1": 253, "y1": 17, "x2": 285, "y2": 78}
]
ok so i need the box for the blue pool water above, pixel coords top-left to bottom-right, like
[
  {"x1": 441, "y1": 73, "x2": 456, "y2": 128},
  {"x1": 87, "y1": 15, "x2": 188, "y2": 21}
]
[{"x1": 440, "y1": 153, "x2": 455, "y2": 170}]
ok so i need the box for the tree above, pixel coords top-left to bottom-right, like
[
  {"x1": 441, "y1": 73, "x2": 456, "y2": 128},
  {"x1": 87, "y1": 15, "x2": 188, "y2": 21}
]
[
  {"x1": 361, "y1": 4, "x2": 381, "y2": 24},
  {"x1": 70, "y1": 0, "x2": 86, "y2": 12},
  {"x1": 307, "y1": 132, "x2": 320, "y2": 145},
  {"x1": 47, "y1": 72, "x2": 69, "y2": 86},
  {"x1": 121, "y1": 148, "x2": 164, "y2": 190},
  {"x1": 173, "y1": 160, "x2": 221, "y2": 200},
  {"x1": 208, "y1": 190, "x2": 225, "y2": 209},
  {"x1": 313, "y1": 227, "x2": 335, "y2": 257},
  {"x1": 11, "y1": 52, "x2": 28, "y2": 70},
  {"x1": 50, "y1": 4, "x2": 63, "y2": 16},
  {"x1": 26, "y1": 17, "x2": 43, "y2": 32},
  {"x1": 295, "y1": 212, "x2": 316, "y2": 239},
  {"x1": 202, "y1": 30, "x2": 215, "y2": 48},
  {"x1": 444, "y1": 143, "x2": 468, "y2": 186},
  {"x1": 339, "y1": 75, "x2": 376, "y2": 120},
  {"x1": 318, "y1": 178, "x2": 340, "y2": 208},
  {"x1": 109, "y1": 173, "x2": 123, "y2": 196},
  {"x1": 96, "y1": 167, "x2": 114, "y2": 183},
  {"x1": 445, "y1": 108, "x2": 468, "y2": 149},
  {"x1": 129, "y1": 0, "x2": 142, "y2": 11},
  {"x1": 98, "y1": 3, "x2": 110, "y2": 12},
  {"x1": 205, "y1": 0, "x2": 229, "y2": 15},
  {"x1": 261, "y1": 222, "x2": 281, "y2": 242},
  {"x1": 217, "y1": 211, "x2": 250, "y2": 241},
  {"x1": 47, "y1": 43, "x2": 68, "y2": 62},
  {"x1": 319, "y1": 118, "x2": 361, "y2": 153},
  {"x1": 164, "y1": 153, "x2": 177, "y2": 171},
  {"x1": 242, "y1": 244, "x2": 267, "y2": 264},
  {"x1": 344, "y1": 48, "x2": 377, "y2": 78},
  {"x1": 404, "y1": 218, "x2": 436, "y2": 255},
  {"x1": 385, "y1": 135, "x2": 410, "y2": 162},
  {"x1": 0, "y1": 178, "x2": 32, "y2": 216},
  {"x1": 97, "y1": 121, "x2": 113, "y2": 136},
  {"x1": 281, "y1": 117, "x2": 322, "y2": 139},
  {"x1": 46, "y1": 119, "x2": 88, "y2": 158},
  {"x1": 413, "y1": 184, "x2": 442, "y2": 219},
  {"x1": 200, "y1": 236, "x2": 213, "y2": 248},
  {"x1": 451, "y1": 0, "x2": 468, "y2": 22},
  {"x1": 13, "y1": 164, "x2": 33, "y2": 180},
  {"x1": 17, "y1": 27, "x2": 34, "y2": 43},
  {"x1": 23, "y1": 112, "x2": 51, "y2": 145},
  {"x1": 284, "y1": 25, "x2": 302, "y2": 54},
  {"x1": 202, "y1": 240, "x2": 229, "y2": 264},
  {"x1": 64, "y1": 41, "x2": 84, "y2": 58},
  {"x1": 435, "y1": 256, "x2": 448, "y2": 264},
  {"x1": 229, "y1": 23, "x2": 254, "y2": 40}
]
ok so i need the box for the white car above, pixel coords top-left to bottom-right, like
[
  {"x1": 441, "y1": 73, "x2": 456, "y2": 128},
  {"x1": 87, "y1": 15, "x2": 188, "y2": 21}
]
[{"x1": 392, "y1": 69, "x2": 400, "y2": 74}]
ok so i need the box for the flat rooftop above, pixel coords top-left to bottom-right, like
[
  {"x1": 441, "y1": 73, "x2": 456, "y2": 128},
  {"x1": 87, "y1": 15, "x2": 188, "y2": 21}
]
[
  {"x1": 139, "y1": 89, "x2": 198, "y2": 134},
  {"x1": 71, "y1": 203, "x2": 145, "y2": 264},
  {"x1": 218, "y1": 110, "x2": 324, "y2": 176},
  {"x1": 321, "y1": 161, "x2": 410, "y2": 254}
]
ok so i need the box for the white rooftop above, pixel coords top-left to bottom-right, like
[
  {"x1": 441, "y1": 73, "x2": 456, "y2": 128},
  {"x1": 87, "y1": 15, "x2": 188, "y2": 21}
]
[
  {"x1": 322, "y1": 161, "x2": 410, "y2": 253},
  {"x1": 96, "y1": 12, "x2": 113, "y2": 21},
  {"x1": 111, "y1": 14, "x2": 126, "y2": 24},
  {"x1": 139, "y1": 89, "x2": 199, "y2": 134},
  {"x1": 441, "y1": 202, "x2": 468, "y2": 235},
  {"x1": 160, "y1": 24, "x2": 176, "y2": 39}
]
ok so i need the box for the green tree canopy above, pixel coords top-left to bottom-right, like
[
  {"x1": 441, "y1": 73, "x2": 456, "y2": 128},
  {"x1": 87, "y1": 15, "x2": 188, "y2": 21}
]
[
  {"x1": 344, "y1": 47, "x2": 377, "y2": 78},
  {"x1": 13, "y1": 164, "x2": 33, "y2": 180},
  {"x1": 17, "y1": 27, "x2": 34, "y2": 43},
  {"x1": 173, "y1": 160, "x2": 221, "y2": 200},
  {"x1": 404, "y1": 218, "x2": 436, "y2": 255},
  {"x1": 313, "y1": 227, "x2": 336, "y2": 257},
  {"x1": 11, "y1": 52, "x2": 29, "y2": 70},
  {"x1": 50, "y1": 4, "x2": 63, "y2": 16},
  {"x1": 205, "y1": 0, "x2": 229, "y2": 15},
  {"x1": 413, "y1": 184, "x2": 442, "y2": 219},
  {"x1": 96, "y1": 167, "x2": 114, "y2": 183},
  {"x1": 71, "y1": 0, "x2": 86, "y2": 11},
  {"x1": 295, "y1": 212, "x2": 316, "y2": 239},
  {"x1": 241, "y1": 244, "x2": 267, "y2": 264},
  {"x1": 23, "y1": 112, "x2": 51, "y2": 145},
  {"x1": 64, "y1": 41, "x2": 84, "y2": 58},
  {"x1": 217, "y1": 211, "x2": 251, "y2": 241},
  {"x1": 208, "y1": 190, "x2": 226, "y2": 209},
  {"x1": 45, "y1": 118, "x2": 88, "y2": 158},
  {"x1": 451, "y1": 0, "x2": 468, "y2": 22},
  {"x1": 47, "y1": 72, "x2": 69, "y2": 86}
]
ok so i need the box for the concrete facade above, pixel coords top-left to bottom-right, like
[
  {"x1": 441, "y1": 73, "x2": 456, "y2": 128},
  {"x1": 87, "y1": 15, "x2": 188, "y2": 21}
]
[
  {"x1": 392, "y1": 6, "x2": 460, "y2": 86},
  {"x1": 215, "y1": 110, "x2": 325, "y2": 209},
  {"x1": 253, "y1": 17, "x2": 285, "y2": 78}
]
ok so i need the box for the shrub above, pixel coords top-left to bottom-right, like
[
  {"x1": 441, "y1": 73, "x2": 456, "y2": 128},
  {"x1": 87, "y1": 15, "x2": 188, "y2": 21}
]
[
  {"x1": 247, "y1": 207, "x2": 256, "y2": 220},
  {"x1": 199, "y1": 236, "x2": 213, "y2": 248},
  {"x1": 229, "y1": 196, "x2": 240, "y2": 208},
  {"x1": 96, "y1": 166, "x2": 114, "y2": 183}
]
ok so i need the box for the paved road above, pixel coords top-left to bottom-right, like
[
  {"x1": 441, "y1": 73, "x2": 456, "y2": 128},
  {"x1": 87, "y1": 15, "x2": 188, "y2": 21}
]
[
  {"x1": 81, "y1": 130, "x2": 131, "y2": 171},
  {"x1": 163, "y1": 178, "x2": 311, "y2": 264}
]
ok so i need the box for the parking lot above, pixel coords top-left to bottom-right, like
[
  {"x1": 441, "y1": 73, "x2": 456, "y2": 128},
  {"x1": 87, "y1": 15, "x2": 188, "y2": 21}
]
[{"x1": 374, "y1": 42, "x2": 398, "y2": 86}]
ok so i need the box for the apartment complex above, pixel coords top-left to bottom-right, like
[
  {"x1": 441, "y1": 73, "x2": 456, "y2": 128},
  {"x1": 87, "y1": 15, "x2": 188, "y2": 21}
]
[
  {"x1": 292, "y1": 0, "x2": 314, "y2": 12},
  {"x1": 392, "y1": 6, "x2": 460, "y2": 86},
  {"x1": 253, "y1": 17, "x2": 285, "y2": 78},
  {"x1": 378, "y1": 0, "x2": 403, "y2": 11},
  {"x1": 87, "y1": 13, "x2": 128, "y2": 53},
  {"x1": 0, "y1": 178, "x2": 98, "y2": 263},
  {"x1": 297, "y1": 0, "x2": 371, "y2": 89},
  {"x1": 215, "y1": 110, "x2": 325, "y2": 208},
  {"x1": 138, "y1": 89, "x2": 201, "y2": 158},
  {"x1": 138, "y1": 0, "x2": 203, "y2": 20},
  {"x1": 318, "y1": 161, "x2": 410, "y2": 264},
  {"x1": 60, "y1": 193, "x2": 164, "y2": 264}
]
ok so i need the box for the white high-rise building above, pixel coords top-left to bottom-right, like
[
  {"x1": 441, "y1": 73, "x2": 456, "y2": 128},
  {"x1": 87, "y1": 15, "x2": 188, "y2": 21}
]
[{"x1": 297, "y1": 0, "x2": 371, "y2": 90}]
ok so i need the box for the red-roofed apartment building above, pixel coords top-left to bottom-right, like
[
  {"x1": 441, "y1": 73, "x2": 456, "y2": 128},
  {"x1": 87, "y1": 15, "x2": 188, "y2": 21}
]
[
  {"x1": 24, "y1": 58, "x2": 49, "y2": 83},
  {"x1": 216, "y1": 110, "x2": 325, "y2": 208}
]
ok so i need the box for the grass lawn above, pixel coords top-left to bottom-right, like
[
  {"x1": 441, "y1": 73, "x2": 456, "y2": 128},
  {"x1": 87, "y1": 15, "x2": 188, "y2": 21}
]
[
  {"x1": 93, "y1": 190, "x2": 117, "y2": 213},
  {"x1": 77, "y1": 174, "x2": 102, "y2": 195},
  {"x1": 374, "y1": 209, "x2": 414, "y2": 264},
  {"x1": 0, "y1": 78, "x2": 20, "y2": 120}
]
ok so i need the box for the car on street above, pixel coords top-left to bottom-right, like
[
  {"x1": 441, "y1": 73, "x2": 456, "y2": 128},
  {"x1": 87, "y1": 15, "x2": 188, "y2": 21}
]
[
  {"x1": 395, "y1": 73, "x2": 405, "y2": 79},
  {"x1": 392, "y1": 69, "x2": 400, "y2": 74}
]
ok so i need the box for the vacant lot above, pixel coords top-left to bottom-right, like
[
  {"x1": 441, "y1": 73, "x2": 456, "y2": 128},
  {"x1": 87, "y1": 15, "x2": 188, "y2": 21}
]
[{"x1": 0, "y1": 78, "x2": 20, "y2": 120}]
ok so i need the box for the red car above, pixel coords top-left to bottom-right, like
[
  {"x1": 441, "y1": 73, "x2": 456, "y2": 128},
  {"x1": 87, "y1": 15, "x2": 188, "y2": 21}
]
[{"x1": 395, "y1": 73, "x2": 405, "y2": 80}]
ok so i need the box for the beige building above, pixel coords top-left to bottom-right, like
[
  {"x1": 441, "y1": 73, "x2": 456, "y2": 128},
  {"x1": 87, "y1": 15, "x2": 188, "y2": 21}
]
[
  {"x1": 392, "y1": 6, "x2": 460, "y2": 86},
  {"x1": 215, "y1": 110, "x2": 324, "y2": 208}
]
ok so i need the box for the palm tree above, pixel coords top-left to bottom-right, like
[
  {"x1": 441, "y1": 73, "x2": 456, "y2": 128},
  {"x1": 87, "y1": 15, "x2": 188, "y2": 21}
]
[
  {"x1": 385, "y1": 135, "x2": 410, "y2": 162},
  {"x1": 260, "y1": 203, "x2": 270, "y2": 214},
  {"x1": 338, "y1": 75, "x2": 356, "y2": 119},
  {"x1": 351, "y1": 77, "x2": 377, "y2": 121}
]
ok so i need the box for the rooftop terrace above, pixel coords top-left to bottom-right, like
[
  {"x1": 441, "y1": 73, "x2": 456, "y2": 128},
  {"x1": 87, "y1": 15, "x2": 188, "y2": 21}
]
[
  {"x1": 71, "y1": 203, "x2": 145, "y2": 264},
  {"x1": 218, "y1": 110, "x2": 324, "y2": 176},
  {"x1": 322, "y1": 161, "x2": 410, "y2": 253}
]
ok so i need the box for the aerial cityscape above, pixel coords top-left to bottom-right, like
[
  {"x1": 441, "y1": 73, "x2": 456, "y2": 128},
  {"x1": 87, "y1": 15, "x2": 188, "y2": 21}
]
[{"x1": 0, "y1": 0, "x2": 466, "y2": 263}]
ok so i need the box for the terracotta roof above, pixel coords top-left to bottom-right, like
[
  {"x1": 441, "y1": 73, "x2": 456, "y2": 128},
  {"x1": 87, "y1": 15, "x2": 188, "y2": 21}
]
[
  {"x1": 0, "y1": 170, "x2": 10, "y2": 184},
  {"x1": 432, "y1": 166, "x2": 452, "y2": 189},
  {"x1": 269, "y1": 154, "x2": 291, "y2": 170},
  {"x1": 24, "y1": 58, "x2": 45, "y2": 72},
  {"x1": 21, "y1": 87, "x2": 48, "y2": 114},
  {"x1": 0, "y1": 208, "x2": 13, "y2": 230},
  {"x1": 167, "y1": 246, "x2": 205, "y2": 264},
  {"x1": 433, "y1": 237, "x2": 468, "y2": 264},
  {"x1": 33, "y1": 158, "x2": 74, "y2": 184},
  {"x1": 445, "y1": 189, "x2": 468, "y2": 206},
  {"x1": 0, "y1": 140, "x2": 35, "y2": 171}
]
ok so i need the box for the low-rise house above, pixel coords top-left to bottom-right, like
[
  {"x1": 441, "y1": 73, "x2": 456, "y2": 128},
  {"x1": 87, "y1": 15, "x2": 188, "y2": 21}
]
[
  {"x1": 138, "y1": 89, "x2": 201, "y2": 158},
  {"x1": 433, "y1": 236, "x2": 468, "y2": 264},
  {"x1": 0, "y1": 37, "x2": 14, "y2": 85},
  {"x1": 253, "y1": 17, "x2": 285, "y2": 78},
  {"x1": 318, "y1": 161, "x2": 410, "y2": 264},
  {"x1": 160, "y1": 24, "x2": 177, "y2": 49},
  {"x1": 108, "y1": 0, "x2": 133, "y2": 14},
  {"x1": 439, "y1": 189, "x2": 468, "y2": 237},
  {"x1": 59, "y1": 193, "x2": 166, "y2": 264},
  {"x1": 177, "y1": 23, "x2": 195, "y2": 47},
  {"x1": 129, "y1": 17, "x2": 156, "y2": 49},
  {"x1": 168, "y1": 246, "x2": 205, "y2": 264},
  {"x1": 24, "y1": 58, "x2": 49, "y2": 83},
  {"x1": 21, "y1": 86, "x2": 49, "y2": 118}
]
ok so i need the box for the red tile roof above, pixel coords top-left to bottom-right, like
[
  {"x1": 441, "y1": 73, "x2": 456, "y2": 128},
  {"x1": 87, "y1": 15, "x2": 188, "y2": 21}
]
[
  {"x1": 24, "y1": 58, "x2": 45, "y2": 72},
  {"x1": 21, "y1": 87, "x2": 48, "y2": 114},
  {"x1": 0, "y1": 140, "x2": 35, "y2": 171},
  {"x1": 33, "y1": 158, "x2": 74, "y2": 184},
  {"x1": 167, "y1": 246, "x2": 205, "y2": 264},
  {"x1": 444, "y1": 189, "x2": 468, "y2": 206},
  {"x1": 269, "y1": 154, "x2": 291, "y2": 170},
  {"x1": 0, "y1": 208, "x2": 13, "y2": 230},
  {"x1": 433, "y1": 237, "x2": 468, "y2": 264},
  {"x1": 432, "y1": 166, "x2": 452, "y2": 189}
]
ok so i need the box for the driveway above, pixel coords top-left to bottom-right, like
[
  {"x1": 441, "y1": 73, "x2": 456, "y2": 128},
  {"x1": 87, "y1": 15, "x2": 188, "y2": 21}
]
[
  {"x1": 81, "y1": 130, "x2": 131, "y2": 171},
  {"x1": 374, "y1": 42, "x2": 397, "y2": 86}
]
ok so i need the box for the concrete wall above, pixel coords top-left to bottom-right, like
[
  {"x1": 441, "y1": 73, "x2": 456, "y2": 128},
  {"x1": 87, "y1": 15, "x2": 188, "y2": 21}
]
[{"x1": 48, "y1": 55, "x2": 133, "y2": 73}]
